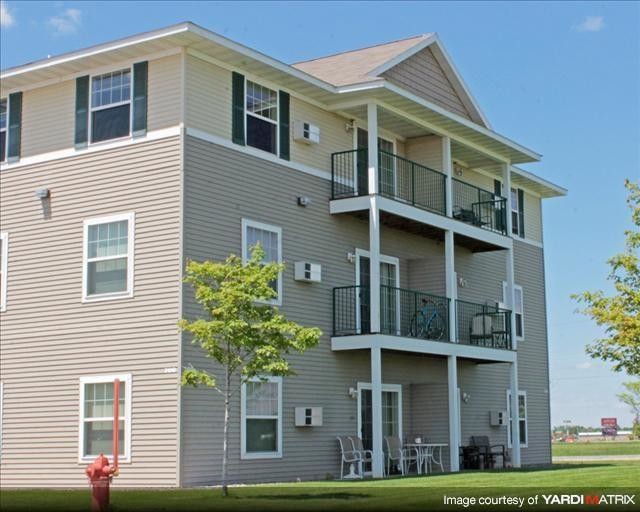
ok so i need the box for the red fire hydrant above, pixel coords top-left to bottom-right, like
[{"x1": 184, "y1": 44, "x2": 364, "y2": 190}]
[{"x1": 86, "y1": 453, "x2": 117, "y2": 512}]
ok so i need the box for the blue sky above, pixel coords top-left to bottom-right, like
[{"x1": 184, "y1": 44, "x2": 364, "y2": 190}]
[{"x1": 2, "y1": 1, "x2": 639, "y2": 428}]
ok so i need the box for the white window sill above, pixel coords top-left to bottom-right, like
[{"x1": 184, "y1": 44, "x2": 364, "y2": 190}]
[
  {"x1": 82, "y1": 291, "x2": 134, "y2": 303},
  {"x1": 79, "y1": 456, "x2": 131, "y2": 464},
  {"x1": 241, "y1": 451, "x2": 282, "y2": 460}
]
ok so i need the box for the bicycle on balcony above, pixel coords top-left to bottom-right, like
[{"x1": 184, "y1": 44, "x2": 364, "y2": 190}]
[{"x1": 409, "y1": 298, "x2": 446, "y2": 341}]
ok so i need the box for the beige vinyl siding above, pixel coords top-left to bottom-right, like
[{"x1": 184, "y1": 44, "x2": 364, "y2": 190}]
[
  {"x1": 185, "y1": 54, "x2": 232, "y2": 139},
  {"x1": 10, "y1": 54, "x2": 182, "y2": 161},
  {"x1": 21, "y1": 80, "x2": 75, "y2": 158},
  {"x1": 0, "y1": 136, "x2": 182, "y2": 487},
  {"x1": 291, "y1": 97, "x2": 352, "y2": 171},
  {"x1": 405, "y1": 135, "x2": 443, "y2": 171},
  {"x1": 383, "y1": 47, "x2": 473, "y2": 121},
  {"x1": 147, "y1": 54, "x2": 182, "y2": 132},
  {"x1": 522, "y1": 191, "x2": 543, "y2": 243}
]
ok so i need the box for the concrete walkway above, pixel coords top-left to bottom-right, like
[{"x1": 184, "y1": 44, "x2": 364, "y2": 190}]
[{"x1": 553, "y1": 454, "x2": 640, "y2": 462}]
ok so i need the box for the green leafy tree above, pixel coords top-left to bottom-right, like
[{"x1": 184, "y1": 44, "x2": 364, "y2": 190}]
[
  {"x1": 573, "y1": 180, "x2": 640, "y2": 375},
  {"x1": 179, "y1": 246, "x2": 321, "y2": 496},
  {"x1": 617, "y1": 381, "x2": 640, "y2": 437}
]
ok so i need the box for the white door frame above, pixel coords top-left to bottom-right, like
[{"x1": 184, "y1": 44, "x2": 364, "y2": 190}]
[
  {"x1": 356, "y1": 382, "x2": 403, "y2": 446},
  {"x1": 355, "y1": 248, "x2": 401, "y2": 334}
]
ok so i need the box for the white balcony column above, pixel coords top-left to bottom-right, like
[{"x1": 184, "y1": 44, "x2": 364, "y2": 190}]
[
  {"x1": 370, "y1": 346, "x2": 385, "y2": 477},
  {"x1": 447, "y1": 355, "x2": 461, "y2": 472},
  {"x1": 442, "y1": 136, "x2": 453, "y2": 217},
  {"x1": 368, "y1": 102, "x2": 381, "y2": 333},
  {"x1": 510, "y1": 360, "x2": 522, "y2": 467},
  {"x1": 443, "y1": 136, "x2": 457, "y2": 341},
  {"x1": 445, "y1": 230, "x2": 457, "y2": 342},
  {"x1": 502, "y1": 163, "x2": 517, "y2": 351}
]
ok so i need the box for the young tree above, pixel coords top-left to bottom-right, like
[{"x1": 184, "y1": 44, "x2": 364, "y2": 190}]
[
  {"x1": 573, "y1": 180, "x2": 640, "y2": 375},
  {"x1": 617, "y1": 381, "x2": 640, "y2": 437},
  {"x1": 179, "y1": 246, "x2": 322, "y2": 496}
]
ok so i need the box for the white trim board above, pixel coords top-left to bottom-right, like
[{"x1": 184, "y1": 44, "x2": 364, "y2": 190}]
[{"x1": 0, "y1": 232, "x2": 8, "y2": 312}]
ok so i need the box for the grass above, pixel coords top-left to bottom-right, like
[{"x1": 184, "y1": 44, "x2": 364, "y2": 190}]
[
  {"x1": 552, "y1": 440, "x2": 640, "y2": 457},
  {"x1": 2, "y1": 462, "x2": 639, "y2": 511}
]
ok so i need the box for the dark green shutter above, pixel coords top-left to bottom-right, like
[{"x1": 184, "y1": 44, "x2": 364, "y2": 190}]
[
  {"x1": 279, "y1": 90, "x2": 290, "y2": 161},
  {"x1": 518, "y1": 188, "x2": 525, "y2": 238},
  {"x1": 494, "y1": 179, "x2": 505, "y2": 233},
  {"x1": 132, "y1": 61, "x2": 148, "y2": 136},
  {"x1": 231, "y1": 72, "x2": 245, "y2": 145},
  {"x1": 7, "y1": 92, "x2": 22, "y2": 160},
  {"x1": 75, "y1": 76, "x2": 89, "y2": 147}
]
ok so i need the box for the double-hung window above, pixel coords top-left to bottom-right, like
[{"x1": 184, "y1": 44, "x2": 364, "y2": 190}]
[
  {"x1": 245, "y1": 80, "x2": 278, "y2": 155},
  {"x1": 241, "y1": 377, "x2": 282, "y2": 459},
  {"x1": 90, "y1": 69, "x2": 132, "y2": 143},
  {"x1": 0, "y1": 98, "x2": 7, "y2": 162},
  {"x1": 79, "y1": 374, "x2": 131, "y2": 462},
  {"x1": 83, "y1": 213, "x2": 134, "y2": 301},
  {"x1": 503, "y1": 282, "x2": 524, "y2": 340},
  {"x1": 507, "y1": 390, "x2": 528, "y2": 448},
  {"x1": 0, "y1": 232, "x2": 7, "y2": 312},
  {"x1": 242, "y1": 219, "x2": 282, "y2": 305}
]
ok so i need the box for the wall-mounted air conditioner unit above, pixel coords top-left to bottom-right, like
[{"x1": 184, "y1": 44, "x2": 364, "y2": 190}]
[
  {"x1": 293, "y1": 121, "x2": 320, "y2": 145},
  {"x1": 295, "y1": 407, "x2": 323, "y2": 426},
  {"x1": 294, "y1": 262, "x2": 321, "y2": 283},
  {"x1": 490, "y1": 410, "x2": 508, "y2": 426}
]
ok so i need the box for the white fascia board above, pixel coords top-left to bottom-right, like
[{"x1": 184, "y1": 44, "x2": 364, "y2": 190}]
[
  {"x1": 331, "y1": 334, "x2": 517, "y2": 363},
  {"x1": 1, "y1": 23, "x2": 192, "y2": 79},
  {"x1": 511, "y1": 166, "x2": 567, "y2": 197}
]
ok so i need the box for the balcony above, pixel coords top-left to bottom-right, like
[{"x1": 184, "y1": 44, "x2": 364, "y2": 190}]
[
  {"x1": 330, "y1": 150, "x2": 509, "y2": 251},
  {"x1": 332, "y1": 285, "x2": 513, "y2": 351}
]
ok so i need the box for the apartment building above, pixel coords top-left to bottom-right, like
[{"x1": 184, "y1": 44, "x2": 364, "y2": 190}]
[{"x1": 0, "y1": 22, "x2": 566, "y2": 487}]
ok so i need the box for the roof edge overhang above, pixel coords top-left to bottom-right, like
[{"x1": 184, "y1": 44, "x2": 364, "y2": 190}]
[{"x1": 511, "y1": 166, "x2": 567, "y2": 198}]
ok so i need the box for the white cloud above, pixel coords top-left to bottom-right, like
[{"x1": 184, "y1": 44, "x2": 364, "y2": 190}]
[
  {"x1": 576, "y1": 361, "x2": 593, "y2": 369},
  {"x1": 1, "y1": 1, "x2": 15, "y2": 28},
  {"x1": 48, "y1": 7, "x2": 81, "y2": 35},
  {"x1": 573, "y1": 16, "x2": 605, "y2": 32}
]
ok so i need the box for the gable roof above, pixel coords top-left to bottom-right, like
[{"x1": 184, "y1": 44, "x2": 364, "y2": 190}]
[
  {"x1": 293, "y1": 33, "x2": 490, "y2": 128},
  {"x1": 292, "y1": 34, "x2": 431, "y2": 87}
]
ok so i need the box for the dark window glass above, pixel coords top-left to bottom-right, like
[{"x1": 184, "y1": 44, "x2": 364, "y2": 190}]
[
  {"x1": 512, "y1": 211, "x2": 519, "y2": 235},
  {"x1": 91, "y1": 104, "x2": 130, "y2": 143},
  {"x1": 519, "y1": 420, "x2": 527, "y2": 445},
  {"x1": 516, "y1": 313, "x2": 523, "y2": 338},
  {"x1": 0, "y1": 131, "x2": 5, "y2": 162},
  {"x1": 246, "y1": 419, "x2": 277, "y2": 452},
  {"x1": 246, "y1": 114, "x2": 277, "y2": 155}
]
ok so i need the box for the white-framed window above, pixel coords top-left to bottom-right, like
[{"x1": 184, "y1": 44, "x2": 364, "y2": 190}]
[
  {"x1": 82, "y1": 213, "x2": 135, "y2": 302},
  {"x1": 0, "y1": 232, "x2": 8, "y2": 312},
  {"x1": 79, "y1": 374, "x2": 132, "y2": 462},
  {"x1": 90, "y1": 68, "x2": 132, "y2": 144},
  {"x1": 511, "y1": 188, "x2": 520, "y2": 236},
  {"x1": 0, "y1": 98, "x2": 7, "y2": 162},
  {"x1": 241, "y1": 219, "x2": 282, "y2": 305},
  {"x1": 503, "y1": 281, "x2": 524, "y2": 340},
  {"x1": 245, "y1": 80, "x2": 279, "y2": 155},
  {"x1": 240, "y1": 376, "x2": 283, "y2": 459},
  {"x1": 507, "y1": 390, "x2": 528, "y2": 448}
]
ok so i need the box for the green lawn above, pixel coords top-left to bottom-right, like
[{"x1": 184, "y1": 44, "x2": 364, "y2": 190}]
[
  {"x1": 552, "y1": 441, "x2": 640, "y2": 457},
  {"x1": 2, "y1": 462, "x2": 639, "y2": 512}
]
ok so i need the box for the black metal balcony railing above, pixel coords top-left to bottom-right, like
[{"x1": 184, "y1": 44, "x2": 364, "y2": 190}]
[
  {"x1": 456, "y1": 299, "x2": 512, "y2": 350},
  {"x1": 452, "y1": 178, "x2": 507, "y2": 235},
  {"x1": 333, "y1": 285, "x2": 449, "y2": 341},
  {"x1": 331, "y1": 149, "x2": 447, "y2": 216}
]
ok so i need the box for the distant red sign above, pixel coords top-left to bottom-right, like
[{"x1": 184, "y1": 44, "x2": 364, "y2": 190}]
[{"x1": 601, "y1": 418, "x2": 617, "y2": 427}]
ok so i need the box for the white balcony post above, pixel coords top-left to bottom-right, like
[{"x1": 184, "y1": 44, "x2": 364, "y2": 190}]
[
  {"x1": 502, "y1": 163, "x2": 517, "y2": 351},
  {"x1": 371, "y1": 346, "x2": 384, "y2": 477},
  {"x1": 442, "y1": 136, "x2": 453, "y2": 217},
  {"x1": 443, "y1": 136, "x2": 457, "y2": 341},
  {"x1": 510, "y1": 361, "x2": 521, "y2": 467},
  {"x1": 368, "y1": 103, "x2": 381, "y2": 333},
  {"x1": 447, "y1": 355, "x2": 460, "y2": 472}
]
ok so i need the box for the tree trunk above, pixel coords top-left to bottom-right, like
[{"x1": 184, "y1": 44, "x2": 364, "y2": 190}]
[{"x1": 222, "y1": 368, "x2": 230, "y2": 497}]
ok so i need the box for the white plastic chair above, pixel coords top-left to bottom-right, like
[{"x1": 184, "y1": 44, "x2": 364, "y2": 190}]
[
  {"x1": 337, "y1": 435, "x2": 362, "y2": 479},
  {"x1": 349, "y1": 435, "x2": 373, "y2": 476},
  {"x1": 384, "y1": 435, "x2": 419, "y2": 476}
]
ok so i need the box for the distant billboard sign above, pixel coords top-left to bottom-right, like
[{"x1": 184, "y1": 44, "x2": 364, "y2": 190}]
[{"x1": 601, "y1": 417, "x2": 618, "y2": 436}]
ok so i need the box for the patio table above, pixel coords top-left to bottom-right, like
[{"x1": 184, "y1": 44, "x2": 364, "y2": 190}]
[{"x1": 404, "y1": 442, "x2": 447, "y2": 474}]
